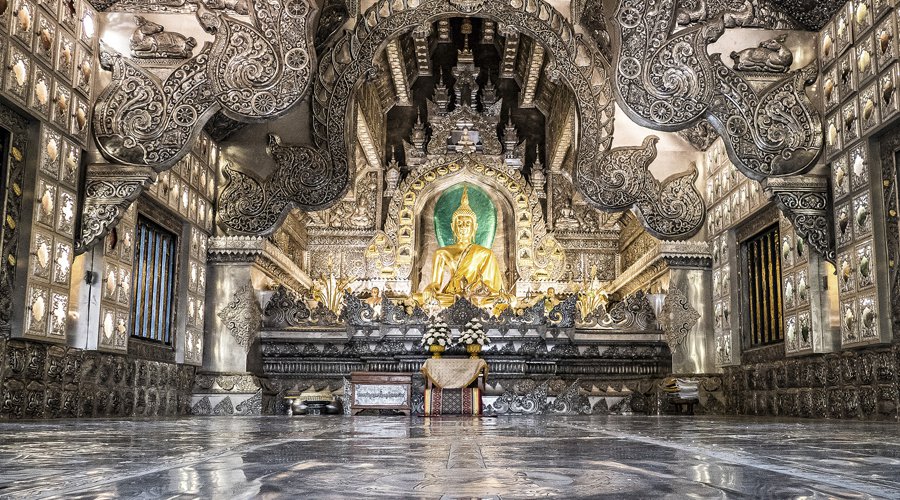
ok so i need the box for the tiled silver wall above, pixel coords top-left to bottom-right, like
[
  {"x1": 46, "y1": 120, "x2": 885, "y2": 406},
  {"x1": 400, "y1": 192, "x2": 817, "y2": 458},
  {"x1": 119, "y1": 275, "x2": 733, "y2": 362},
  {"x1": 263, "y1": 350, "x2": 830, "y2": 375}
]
[
  {"x1": 705, "y1": 137, "x2": 831, "y2": 366},
  {"x1": 110, "y1": 133, "x2": 217, "y2": 365},
  {"x1": 820, "y1": 0, "x2": 896, "y2": 347},
  {"x1": 1, "y1": 0, "x2": 97, "y2": 343}
]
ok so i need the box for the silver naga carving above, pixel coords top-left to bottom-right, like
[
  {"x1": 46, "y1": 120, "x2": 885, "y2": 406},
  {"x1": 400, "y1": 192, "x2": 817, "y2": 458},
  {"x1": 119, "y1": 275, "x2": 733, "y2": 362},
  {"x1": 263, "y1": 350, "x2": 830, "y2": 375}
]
[
  {"x1": 309, "y1": 0, "x2": 706, "y2": 240},
  {"x1": 612, "y1": 0, "x2": 832, "y2": 259},
  {"x1": 579, "y1": 290, "x2": 658, "y2": 330},
  {"x1": 677, "y1": 119, "x2": 718, "y2": 151},
  {"x1": 262, "y1": 286, "x2": 311, "y2": 329},
  {"x1": 80, "y1": 0, "x2": 322, "y2": 252}
]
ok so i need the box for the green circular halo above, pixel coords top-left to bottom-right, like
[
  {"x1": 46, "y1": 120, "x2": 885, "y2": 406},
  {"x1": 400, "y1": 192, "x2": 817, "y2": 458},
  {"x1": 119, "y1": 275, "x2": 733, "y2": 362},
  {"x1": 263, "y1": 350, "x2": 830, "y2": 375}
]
[{"x1": 433, "y1": 183, "x2": 496, "y2": 248}]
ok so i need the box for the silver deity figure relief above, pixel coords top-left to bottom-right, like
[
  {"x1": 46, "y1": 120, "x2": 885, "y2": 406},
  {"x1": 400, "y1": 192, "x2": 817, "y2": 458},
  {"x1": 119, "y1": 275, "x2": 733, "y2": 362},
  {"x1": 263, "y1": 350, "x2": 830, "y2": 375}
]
[
  {"x1": 730, "y1": 34, "x2": 793, "y2": 73},
  {"x1": 130, "y1": 16, "x2": 196, "y2": 59}
]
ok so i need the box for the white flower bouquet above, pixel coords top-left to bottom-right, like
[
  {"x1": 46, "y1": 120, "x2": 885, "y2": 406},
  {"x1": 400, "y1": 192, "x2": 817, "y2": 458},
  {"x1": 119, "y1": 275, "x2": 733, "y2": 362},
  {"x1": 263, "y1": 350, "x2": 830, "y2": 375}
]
[
  {"x1": 458, "y1": 319, "x2": 490, "y2": 346},
  {"x1": 421, "y1": 319, "x2": 451, "y2": 347}
]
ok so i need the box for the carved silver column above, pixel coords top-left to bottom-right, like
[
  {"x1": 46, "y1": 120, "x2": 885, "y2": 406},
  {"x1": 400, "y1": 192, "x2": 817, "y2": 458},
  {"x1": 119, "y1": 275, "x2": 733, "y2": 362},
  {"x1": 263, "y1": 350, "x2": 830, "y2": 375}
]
[
  {"x1": 198, "y1": 236, "x2": 311, "y2": 415},
  {"x1": 204, "y1": 236, "x2": 311, "y2": 373},
  {"x1": 660, "y1": 243, "x2": 716, "y2": 374},
  {"x1": 609, "y1": 241, "x2": 716, "y2": 374}
]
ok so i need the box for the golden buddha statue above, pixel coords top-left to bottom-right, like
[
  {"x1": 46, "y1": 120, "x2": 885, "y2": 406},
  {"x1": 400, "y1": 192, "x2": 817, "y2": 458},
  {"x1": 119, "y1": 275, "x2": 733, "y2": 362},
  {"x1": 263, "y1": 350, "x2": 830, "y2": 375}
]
[{"x1": 420, "y1": 187, "x2": 505, "y2": 308}]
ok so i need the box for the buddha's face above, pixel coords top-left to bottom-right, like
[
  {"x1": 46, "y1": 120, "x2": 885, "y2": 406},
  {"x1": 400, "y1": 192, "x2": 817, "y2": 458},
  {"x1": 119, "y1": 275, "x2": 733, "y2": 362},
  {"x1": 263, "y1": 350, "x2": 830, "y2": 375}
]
[{"x1": 452, "y1": 215, "x2": 477, "y2": 243}]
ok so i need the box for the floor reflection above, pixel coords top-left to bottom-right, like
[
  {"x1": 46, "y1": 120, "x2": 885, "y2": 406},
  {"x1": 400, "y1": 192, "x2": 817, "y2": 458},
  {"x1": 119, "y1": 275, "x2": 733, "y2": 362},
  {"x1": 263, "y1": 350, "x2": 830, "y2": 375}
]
[{"x1": 0, "y1": 415, "x2": 898, "y2": 498}]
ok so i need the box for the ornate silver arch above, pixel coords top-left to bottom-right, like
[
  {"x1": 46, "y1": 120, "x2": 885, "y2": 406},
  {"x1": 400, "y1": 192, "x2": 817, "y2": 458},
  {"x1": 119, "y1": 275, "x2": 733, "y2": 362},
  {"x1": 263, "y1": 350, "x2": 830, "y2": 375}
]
[
  {"x1": 303, "y1": 0, "x2": 706, "y2": 240},
  {"x1": 612, "y1": 0, "x2": 834, "y2": 261},
  {"x1": 78, "y1": 0, "x2": 326, "y2": 252}
]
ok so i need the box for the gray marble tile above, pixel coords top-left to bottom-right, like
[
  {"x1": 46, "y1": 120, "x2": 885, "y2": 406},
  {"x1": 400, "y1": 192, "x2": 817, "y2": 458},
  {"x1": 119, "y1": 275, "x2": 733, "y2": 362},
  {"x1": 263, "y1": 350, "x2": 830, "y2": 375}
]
[{"x1": 0, "y1": 416, "x2": 898, "y2": 499}]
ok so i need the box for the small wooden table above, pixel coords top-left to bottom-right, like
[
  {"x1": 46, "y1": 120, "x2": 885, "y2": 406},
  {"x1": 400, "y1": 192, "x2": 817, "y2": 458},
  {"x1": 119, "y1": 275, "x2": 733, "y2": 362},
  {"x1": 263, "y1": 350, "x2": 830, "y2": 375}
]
[
  {"x1": 350, "y1": 372, "x2": 412, "y2": 416},
  {"x1": 669, "y1": 397, "x2": 697, "y2": 415}
]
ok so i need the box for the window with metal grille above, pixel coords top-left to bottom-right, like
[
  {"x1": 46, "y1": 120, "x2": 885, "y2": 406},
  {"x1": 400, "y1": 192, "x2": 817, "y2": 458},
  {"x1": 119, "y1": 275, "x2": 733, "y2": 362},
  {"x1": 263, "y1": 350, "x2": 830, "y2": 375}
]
[
  {"x1": 130, "y1": 215, "x2": 178, "y2": 344},
  {"x1": 742, "y1": 224, "x2": 784, "y2": 347}
]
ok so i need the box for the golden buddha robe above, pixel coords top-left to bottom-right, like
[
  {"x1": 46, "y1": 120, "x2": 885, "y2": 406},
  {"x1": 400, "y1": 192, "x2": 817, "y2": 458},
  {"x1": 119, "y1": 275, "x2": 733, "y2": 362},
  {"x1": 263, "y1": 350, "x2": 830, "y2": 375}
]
[{"x1": 430, "y1": 242, "x2": 504, "y2": 300}]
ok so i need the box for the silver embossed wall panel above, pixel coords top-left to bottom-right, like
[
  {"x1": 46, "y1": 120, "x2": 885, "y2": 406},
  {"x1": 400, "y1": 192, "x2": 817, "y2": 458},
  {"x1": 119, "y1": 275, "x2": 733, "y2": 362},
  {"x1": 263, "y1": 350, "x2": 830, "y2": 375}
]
[
  {"x1": 103, "y1": 133, "x2": 219, "y2": 365},
  {"x1": 723, "y1": 343, "x2": 900, "y2": 420},
  {"x1": 705, "y1": 140, "x2": 771, "y2": 367},
  {"x1": 706, "y1": 136, "x2": 837, "y2": 365},
  {"x1": 0, "y1": 338, "x2": 197, "y2": 419},
  {"x1": 96, "y1": 204, "x2": 136, "y2": 353}
]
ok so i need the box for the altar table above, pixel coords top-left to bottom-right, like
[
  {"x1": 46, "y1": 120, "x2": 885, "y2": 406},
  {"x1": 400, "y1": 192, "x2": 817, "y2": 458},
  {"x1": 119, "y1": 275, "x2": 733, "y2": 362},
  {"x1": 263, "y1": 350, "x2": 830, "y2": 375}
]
[{"x1": 421, "y1": 358, "x2": 487, "y2": 416}]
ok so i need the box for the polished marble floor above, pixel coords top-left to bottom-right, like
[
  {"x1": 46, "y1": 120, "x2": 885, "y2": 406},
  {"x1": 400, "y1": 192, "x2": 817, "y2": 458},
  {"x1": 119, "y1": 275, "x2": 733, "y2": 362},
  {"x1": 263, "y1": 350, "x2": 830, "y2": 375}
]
[{"x1": 1, "y1": 415, "x2": 899, "y2": 499}]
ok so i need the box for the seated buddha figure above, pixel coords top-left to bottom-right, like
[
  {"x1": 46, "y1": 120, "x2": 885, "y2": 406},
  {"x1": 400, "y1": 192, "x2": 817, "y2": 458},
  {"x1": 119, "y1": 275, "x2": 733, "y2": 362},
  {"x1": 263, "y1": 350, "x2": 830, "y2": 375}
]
[{"x1": 421, "y1": 187, "x2": 505, "y2": 308}]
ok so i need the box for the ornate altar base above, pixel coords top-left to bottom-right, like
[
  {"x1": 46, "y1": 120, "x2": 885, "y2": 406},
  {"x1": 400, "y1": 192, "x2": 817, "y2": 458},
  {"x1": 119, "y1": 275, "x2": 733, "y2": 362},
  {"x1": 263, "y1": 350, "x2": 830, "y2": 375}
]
[
  {"x1": 259, "y1": 335, "x2": 720, "y2": 416},
  {"x1": 256, "y1": 287, "x2": 725, "y2": 416}
]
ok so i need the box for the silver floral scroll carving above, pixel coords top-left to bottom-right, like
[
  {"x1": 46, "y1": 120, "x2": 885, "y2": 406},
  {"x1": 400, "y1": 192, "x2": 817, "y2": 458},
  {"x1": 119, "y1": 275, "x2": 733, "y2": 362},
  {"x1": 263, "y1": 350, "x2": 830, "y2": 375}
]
[
  {"x1": 612, "y1": 0, "x2": 831, "y2": 257},
  {"x1": 659, "y1": 285, "x2": 701, "y2": 352},
  {"x1": 217, "y1": 133, "x2": 348, "y2": 234},
  {"x1": 76, "y1": 165, "x2": 157, "y2": 254},
  {"x1": 614, "y1": 0, "x2": 822, "y2": 178},
  {"x1": 80, "y1": 0, "x2": 321, "y2": 253},
  {"x1": 218, "y1": 283, "x2": 261, "y2": 352},
  {"x1": 92, "y1": 48, "x2": 216, "y2": 169},
  {"x1": 762, "y1": 175, "x2": 836, "y2": 263}
]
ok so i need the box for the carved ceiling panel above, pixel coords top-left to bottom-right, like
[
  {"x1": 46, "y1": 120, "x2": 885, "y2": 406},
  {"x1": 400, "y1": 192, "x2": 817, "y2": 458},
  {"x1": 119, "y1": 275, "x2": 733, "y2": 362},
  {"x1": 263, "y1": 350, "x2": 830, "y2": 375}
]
[
  {"x1": 310, "y1": 0, "x2": 706, "y2": 241},
  {"x1": 765, "y1": 0, "x2": 847, "y2": 30}
]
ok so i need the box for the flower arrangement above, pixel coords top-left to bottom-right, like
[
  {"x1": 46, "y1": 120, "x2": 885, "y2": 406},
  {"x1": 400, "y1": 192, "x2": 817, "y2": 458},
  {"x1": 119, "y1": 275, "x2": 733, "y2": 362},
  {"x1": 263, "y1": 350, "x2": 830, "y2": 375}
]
[
  {"x1": 458, "y1": 319, "x2": 490, "y2": 347},
  {"x1": 421, "y1": 319, "x2": 451, "y2": 347}
]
